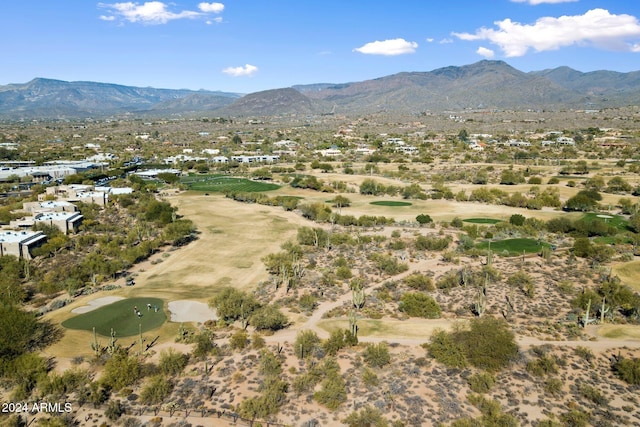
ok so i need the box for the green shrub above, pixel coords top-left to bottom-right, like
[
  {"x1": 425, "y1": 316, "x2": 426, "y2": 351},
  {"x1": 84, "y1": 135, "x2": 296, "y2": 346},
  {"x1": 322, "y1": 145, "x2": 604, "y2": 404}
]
[
  {"x1": 294, "y1": 330, "x2": 320, "y2": 359},
  {"x1": 363, "y1": 342, "x2": 391, "y2": 368},
  {"x1": 613, "y1": 357, "x2": 640, "y2": 385},
  {"x1": 158, "y1": 348, "x2": 188, "y2": 375},
  {"x1": 543, "y1": 378, "x2": 563, "y2": 396},
  {"x1": 229, "y1": 330, "x2": 249, "y2": 351},
  {"x1": 342, "y1": 405, "x2": 388, "y2": 427},
  {"x1": 579, "y1": 384, "x2": 608, "y2": 405},
  {"x1": 314, "y1": 372, "x2": 347, "y2": 410},
  {"x1": 250, "y1": 305, "x2": 289, "y2": 331},
  {"x1": 403, "y1": 273, "x2": 434, "y2": 291},
  {"x1": 427, "y1": 329, "x2": 467, "y2": 369},
  {"x1": 526, "y1": 355, "x2": 558, "y2": 377},
  {"x1": 398, "y1": 292, "x2": 441, "y2": 318},
  {"x1": 559, "y1": 408, "x2": 590, "y2": 427},
  {"x1": 139, "y1": 375, "x2": 172, "y2": 405},
  {"x1": 467, "y1": 371, "x2": 495, "y2": 393}
]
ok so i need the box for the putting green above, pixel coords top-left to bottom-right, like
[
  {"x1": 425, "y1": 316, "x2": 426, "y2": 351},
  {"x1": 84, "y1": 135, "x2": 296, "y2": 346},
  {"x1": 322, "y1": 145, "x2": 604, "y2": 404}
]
[{"x1": 62, "y1": 297, "x2": 166, "y2": 337}]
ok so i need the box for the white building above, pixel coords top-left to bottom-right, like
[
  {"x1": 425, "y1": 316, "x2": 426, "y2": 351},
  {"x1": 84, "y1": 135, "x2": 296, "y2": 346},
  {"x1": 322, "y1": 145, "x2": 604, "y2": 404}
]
[{"x1": 0, "y1": 230, "x2": 46, "y2": 259}]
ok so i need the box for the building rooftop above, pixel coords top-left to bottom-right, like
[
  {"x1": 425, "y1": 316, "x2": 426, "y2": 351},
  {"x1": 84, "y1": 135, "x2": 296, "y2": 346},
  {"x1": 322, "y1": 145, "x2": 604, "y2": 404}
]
[{"x1": 0, "y1": 230, "x2": 45, "y2": 243}]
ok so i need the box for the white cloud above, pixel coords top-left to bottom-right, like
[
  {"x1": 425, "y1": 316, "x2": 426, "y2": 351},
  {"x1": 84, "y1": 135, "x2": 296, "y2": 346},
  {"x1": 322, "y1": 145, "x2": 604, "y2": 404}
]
[
  {"x1": 477, "y1": 47, "x2": 495, "y2": 58},
  {"x1": 353, "y1": 38, "x2": 418, "y2": 56},
  {"x1": 206, "y1": 17, "x2": 223, "y2": 25},
  {"x1": 439, "y1": 38, "x2": 453, "y2": 44},
  {"x1": 453, "y1": 8, "x2": 640, "y2": 56},
  {"x1": 222, "y1": 64, "x2": 258, "y2": 77},
  {"x1": 198, "y1": 2, "x2": 224, "y2": 13},
  {"x1": 511, "y1": 0, "x2": 578, "y2": 4},
  {"x1": 426, "y1": 38, "x2": 434, "y2": 43},
  {"x1": 98, "y1": 1, "x2": 224, "y2": 24}
]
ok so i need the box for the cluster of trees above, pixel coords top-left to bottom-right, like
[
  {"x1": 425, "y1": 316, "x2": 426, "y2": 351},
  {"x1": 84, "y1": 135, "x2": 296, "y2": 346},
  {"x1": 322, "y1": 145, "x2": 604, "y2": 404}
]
[
  {"x1": 209, "y1": 287, "x2": 288, "y2": 331},
  {"x1": 225, "y1": 190, "x2": 300, "y2": 211},
  {"x1": 298, "y1": 202, "x2": 393, "y2": 227},
  {"x1": 30, "y1": 193, "x2": 196, "y2": 296},
  {"x1": 564, "y1": 189, "x2": 602, "y2": 212},
  {"x1": 463, "y1": 186, "x2": 561, "y2": 210},
  {"x1": 427, "y1": 317, "x2": 518, "y2": 371}
]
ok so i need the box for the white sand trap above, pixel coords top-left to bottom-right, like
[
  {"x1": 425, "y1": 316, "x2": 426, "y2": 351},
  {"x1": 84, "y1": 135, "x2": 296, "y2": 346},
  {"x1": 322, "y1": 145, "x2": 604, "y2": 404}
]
[
  {"x1": 596, "y1": 214, "x2": 614, "y2": 219},
  {"x1": 71, "y1": 296, "x2": 125, "y2": 314},
  {"x1": 168, "y1": 300, "x2": 218, "y2": 322}
]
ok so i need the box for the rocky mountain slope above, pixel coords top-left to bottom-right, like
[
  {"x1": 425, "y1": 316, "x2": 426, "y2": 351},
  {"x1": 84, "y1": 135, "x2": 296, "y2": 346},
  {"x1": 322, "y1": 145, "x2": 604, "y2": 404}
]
[{"x1": 1, "y1": 60, "x2": 639, "y2": 119}]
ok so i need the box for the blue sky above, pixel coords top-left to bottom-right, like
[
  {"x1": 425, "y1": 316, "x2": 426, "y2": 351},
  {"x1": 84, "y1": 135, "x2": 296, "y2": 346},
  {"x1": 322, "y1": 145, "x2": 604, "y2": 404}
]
[{"x1": 1, "y1": 0, "x2": 639, "y2": 93}]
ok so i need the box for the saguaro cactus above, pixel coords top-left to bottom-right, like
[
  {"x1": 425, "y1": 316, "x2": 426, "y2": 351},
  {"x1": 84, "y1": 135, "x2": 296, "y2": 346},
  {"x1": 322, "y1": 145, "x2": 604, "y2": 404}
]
[
  {"x1": 352, "y1": 288, "x2": 365, "y2": 309},
  {"x1": 600, "y1": 296, "x2": 610, "y2": 324},
  {"x1": 90, "y1": 327, "x2": 101, "y2": 357},
  {"x1": 474, "y1": 284, "x2": 487, "y2": 317},
  {"x1": 349, "y1": 309, "x2": 359, "y2": 338},
  {"x1": 106, "y1": 328, "x2": 118, "y2": 354},
  {"x1": 581, "y1": 298, "x2": 596, "y2": 327}
]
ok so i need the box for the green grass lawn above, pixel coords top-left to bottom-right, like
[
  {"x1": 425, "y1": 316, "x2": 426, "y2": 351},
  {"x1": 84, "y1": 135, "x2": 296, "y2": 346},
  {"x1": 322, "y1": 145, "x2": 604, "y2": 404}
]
[
  {"x1": 62, "y1": 297, "x2": 166, "y2": 337},
  {"x1": 463, "y1": 218, "x2": 502, "y2": 224},
  {"x1": 180, "y1": 175, "x2": 280, "y2": 192},
  {"x1": 369, "y1": 200, "x2": 413, "y2": 207},
  {"x1": 476, "y1": 238, "x2": 549, "y2": 256},
  {"x1": 580, "y1": 212, "x2": 629, "y2": 231}
]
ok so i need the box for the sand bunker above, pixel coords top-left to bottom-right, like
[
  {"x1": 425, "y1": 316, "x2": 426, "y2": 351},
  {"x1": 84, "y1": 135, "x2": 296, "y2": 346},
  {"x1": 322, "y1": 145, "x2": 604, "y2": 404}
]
[
  {"x1": 168, "y1": 300, "x2": 218, "y2": 322},
  {"x1": 71, "y1": 296, "x2": 125, "y2": 314}
]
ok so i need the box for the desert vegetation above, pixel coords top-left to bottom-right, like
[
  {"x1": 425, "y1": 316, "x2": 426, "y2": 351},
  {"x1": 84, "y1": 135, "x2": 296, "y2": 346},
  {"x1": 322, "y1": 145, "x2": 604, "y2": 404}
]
[{"x1": 1, "y1": 108, "x2": 640, "y2": 426}]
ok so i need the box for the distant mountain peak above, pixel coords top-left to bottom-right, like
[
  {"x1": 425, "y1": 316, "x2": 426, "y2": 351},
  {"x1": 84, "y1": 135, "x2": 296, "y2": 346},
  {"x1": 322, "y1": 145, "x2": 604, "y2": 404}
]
[{"x1": 1, "y1": 61, "x2": 639, "y2": 119}]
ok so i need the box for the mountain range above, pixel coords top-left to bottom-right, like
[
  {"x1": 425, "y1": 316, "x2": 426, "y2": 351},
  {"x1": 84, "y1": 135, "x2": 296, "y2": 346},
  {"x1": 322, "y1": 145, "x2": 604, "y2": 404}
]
[{"x1": 1, "y1": 60, "x2": 639, "y2": 119}]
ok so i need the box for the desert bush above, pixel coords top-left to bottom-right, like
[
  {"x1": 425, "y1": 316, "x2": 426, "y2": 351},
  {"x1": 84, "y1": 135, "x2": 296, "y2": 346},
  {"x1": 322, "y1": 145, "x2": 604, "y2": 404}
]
[
  {"x1": 544, "y1": 378, "x2": 564, "y2": 396},
  {"x1": 363, "y1": 342, "x2": 391, "y2": 368},
  {"x1": 398, "y1": 292, "x2": 441, "y2": 318},
  {"x1": 323, "y1": 329, "x2": 346, "y2": 356},
  {"x1": 298, "y1": 293, "x2": 318, "y2": 312},
  {"x1": 579, "y1": 384, "x2": 608, "y2": 405},
  {"x1": 294, "y1": 330, "x2": 320, "y2": 359},
  {"x1": 342, "y1": 405, "x2": 388, "y2": 427},
  {"x1": 314, "y1": 371, "x2": 347, "y2": 410},
  {"x1": 467, "y1": 371, "x2": 495, "y2": 393},
  {"x1": 158, "y1": 348, "x2": 188, "y2": 375},
  {"x1": 250, "y1": 305, "x2": 289, "y2": 331},
  {"x1": 467, "y1": 394, "x2": 519, "y2": 427},
  {"x1": 139, "y1": 375, "x2": 172, "y2": 405},
  {"x1": 105, "y1": 400, "x2": 125, "y2": 421},
  {"x1": 559, "y1": 408, "x2": 590, "y2": 427},
  {"x1": 259, "y1": 350, "x2": 282, "y2": 377},
  {"x1": 229, "y1": 330, "x2": 249, "y2": 351},
  {"x1": 428, "y1": 318, "x2": 518, "y2": 371},
  {"x1": 403, "y1": 273, "x2": 434, "y2": 291},
  {"x1": 100, "y1": 349, "x2": 141, "y2": 391},
  {"x1": 426, "y1": 329, "x2": 467, "y2": 369},
  {"x1": 612, "y1": 357, "x2": 640, "y2": 385},
  {"x1": 526, "y1": 355, "x2": 558, "y2": 377},
  {"x1": 415, "y1": 235, "x2": 451, "y2": 251}
]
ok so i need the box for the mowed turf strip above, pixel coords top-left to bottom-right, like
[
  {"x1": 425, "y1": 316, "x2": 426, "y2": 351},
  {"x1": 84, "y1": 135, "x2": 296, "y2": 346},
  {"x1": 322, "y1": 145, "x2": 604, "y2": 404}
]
[
  {"x1": 62, "y1": 297, "x2": 166, "y2": 337},
  {"x1": 476, "y1": 238, "x2": 550, "y2": 255},
  {"x1": 369, "y1": 200, "x2": 412, "y2": 207},
  {"x1": 463, "y1": 218, "x2": 502, "y2": 224}
]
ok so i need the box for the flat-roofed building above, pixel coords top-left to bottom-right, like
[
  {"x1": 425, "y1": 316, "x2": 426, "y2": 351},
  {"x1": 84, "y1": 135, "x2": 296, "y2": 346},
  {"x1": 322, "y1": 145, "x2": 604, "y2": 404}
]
[
  {"x1": 0, "y1": 230, "x2": 46, "y2": 259},
  {"x1": 23, "y1": 200, "x2": 78, "y2": 214},
  {"x1": 10, "y1": 211, "x2": 83, "y2": 234}
]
